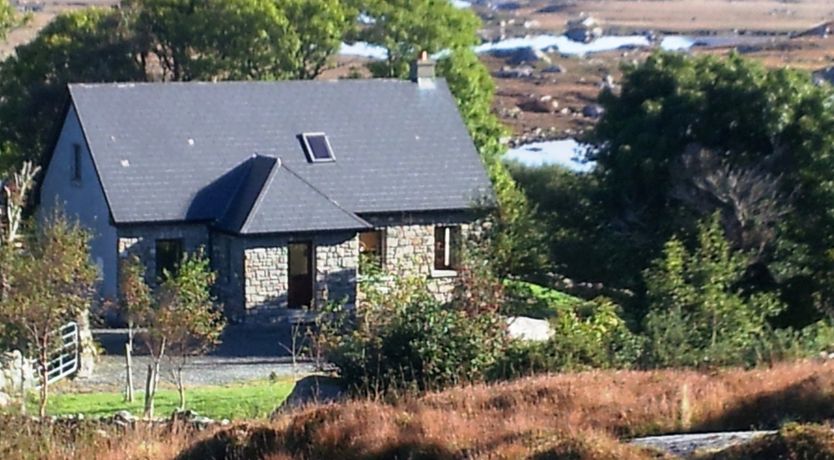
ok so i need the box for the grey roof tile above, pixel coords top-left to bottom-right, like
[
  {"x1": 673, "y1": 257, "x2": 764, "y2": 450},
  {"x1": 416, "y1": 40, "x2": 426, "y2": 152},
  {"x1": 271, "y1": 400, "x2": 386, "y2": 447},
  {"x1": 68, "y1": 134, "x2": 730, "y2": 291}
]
[{"x1": 68, "y1": 79, "x2": 493, "y2": 233}]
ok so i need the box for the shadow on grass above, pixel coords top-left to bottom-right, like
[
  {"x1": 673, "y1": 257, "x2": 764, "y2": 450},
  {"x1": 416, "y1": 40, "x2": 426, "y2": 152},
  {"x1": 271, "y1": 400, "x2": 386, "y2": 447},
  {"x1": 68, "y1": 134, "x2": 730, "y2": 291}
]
[{"x1": 695, "y1": 375, "x2": 834, "y2": 432}]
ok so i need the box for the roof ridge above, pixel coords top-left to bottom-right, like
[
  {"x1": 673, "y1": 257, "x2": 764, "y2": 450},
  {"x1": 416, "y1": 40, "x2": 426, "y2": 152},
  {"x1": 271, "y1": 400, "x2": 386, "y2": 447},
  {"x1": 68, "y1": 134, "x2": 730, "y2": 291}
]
[
  {"x1": 216, "y1": 154, "x2": 260, "y2": 227},
  {"x1": 239, "y1": 156, "x2": 279, "y2": 233},
  {"x1": 278, "y1": 163, "x2": 371, "y2": 228}
]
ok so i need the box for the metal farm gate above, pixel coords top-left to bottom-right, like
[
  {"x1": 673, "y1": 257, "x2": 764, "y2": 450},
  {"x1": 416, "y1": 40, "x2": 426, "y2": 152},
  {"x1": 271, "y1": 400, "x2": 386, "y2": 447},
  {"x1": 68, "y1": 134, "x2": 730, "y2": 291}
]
[{"x1": 36, "y1": 321, "x2": 79, "y2": 387}]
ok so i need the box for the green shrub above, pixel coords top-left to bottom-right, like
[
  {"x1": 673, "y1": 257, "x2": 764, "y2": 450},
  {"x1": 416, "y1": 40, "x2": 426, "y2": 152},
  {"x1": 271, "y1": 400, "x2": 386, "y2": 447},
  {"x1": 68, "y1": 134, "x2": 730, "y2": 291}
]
[
  {"x1": 320, "y1": 275, "x2": 507, "y2": 393},
  {"x1": 642, "y1": 214, "x2": 787, "y2": 368},
  {"x1": 493, "y1": 297, "x2": 644, "y2": 378},
  {"x1": 502, "y1": 279, "x2": 582, "y2": 320}
]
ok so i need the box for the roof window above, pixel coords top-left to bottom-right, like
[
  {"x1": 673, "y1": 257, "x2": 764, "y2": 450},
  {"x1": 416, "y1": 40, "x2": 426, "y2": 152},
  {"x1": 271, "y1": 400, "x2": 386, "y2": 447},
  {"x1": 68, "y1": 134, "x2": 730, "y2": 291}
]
[{"x1": 301, "y1": 132, "x2": 335, "y2": 162}]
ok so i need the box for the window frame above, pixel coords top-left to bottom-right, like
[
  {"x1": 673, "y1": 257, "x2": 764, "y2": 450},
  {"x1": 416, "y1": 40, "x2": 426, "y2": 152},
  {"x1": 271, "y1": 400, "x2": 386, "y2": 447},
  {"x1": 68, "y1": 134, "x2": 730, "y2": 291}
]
[
  {"x1": 433, "y1": 225, "x2": 461, "y2": 275},
  {"x1": 71, "y1": 143, "x2": 82, "y2": 183},
  {"x1": 300, "y1": 132, "x2": 336, "y2": 163},
  {"x1": 358, "y1": 229, "x2": 386, "y2": 274}
]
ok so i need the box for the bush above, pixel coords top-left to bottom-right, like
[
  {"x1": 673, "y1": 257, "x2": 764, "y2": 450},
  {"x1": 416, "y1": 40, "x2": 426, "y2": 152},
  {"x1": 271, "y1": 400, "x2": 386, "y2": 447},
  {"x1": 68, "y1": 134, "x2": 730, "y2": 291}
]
[
  {"x1": 320, "y1": 275, "x2": 507, "y2": 393},
  {"x1": 493, "y1": 297, "x2": 644, "y2": 378},
  {"x1": 642, "y1": 214, "x2": 787, "y2": 368},
  {"x1": 502, "y1": 279, "x2": 583, "y2": 320}
]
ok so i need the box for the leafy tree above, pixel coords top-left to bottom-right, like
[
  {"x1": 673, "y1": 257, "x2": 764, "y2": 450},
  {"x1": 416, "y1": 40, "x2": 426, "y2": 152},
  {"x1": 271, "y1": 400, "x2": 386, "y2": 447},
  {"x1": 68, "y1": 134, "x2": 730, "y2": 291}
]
[
  {"x1": 158, "y1": 253, "x2": 224, "y2": 411},
  {"x1": 282, "y1": 0, "x2": 356, "y2": 79},
  {"x1": 118, "y1": 255, "x2": 152, "y2": 403},
  {"x1": 591, "y1": 52, "x2": 834, "y2": 316},
  {"x1": 0, "y1": 8, "x2": 141, "y2": 171},
  {"x1": 137, "y1": 251, "x2": 223, "y2": 417},
  {"x1": 0, "y1": 0, "x2": 16, "y2": 39},
  {"x1": 354, "y1": 0, "x2": 480, "y2": 78},
  {"x1": 436, "y1": 48, "x2": 548, "y2": 278},
  {"x1": 642, "y1": 214, "x2": 785, "y2": 367},
  {"x1": 128, "y1": 0, "x2": 300, "y2": 81},
  {"x1": 0, "y1": 212, "x2": 97, "y2": 417}
]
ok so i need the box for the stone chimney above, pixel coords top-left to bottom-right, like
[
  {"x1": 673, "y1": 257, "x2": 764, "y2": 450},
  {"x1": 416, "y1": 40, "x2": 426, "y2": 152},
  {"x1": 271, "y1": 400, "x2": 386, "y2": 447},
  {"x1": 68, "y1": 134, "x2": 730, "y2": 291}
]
[{"x1": 410, "y1": 50, "x2": 436, "y2": 89}]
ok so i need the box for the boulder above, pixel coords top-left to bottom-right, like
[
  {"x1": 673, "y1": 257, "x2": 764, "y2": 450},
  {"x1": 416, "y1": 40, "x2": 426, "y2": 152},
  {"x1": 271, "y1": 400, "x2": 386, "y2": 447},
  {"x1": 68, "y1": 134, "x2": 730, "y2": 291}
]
[
  {"x1": 566, "y1": 16, "x2": 603, "y2": 43},
  {"x1": 542, "y1": 64, "x2": 566, "y2": 74},
  {"x1": 521, "y1": 95, "x2": 559, "y2": 113},
  {"x1": 505, "y1": 316, "x2": 553, "y2": 342},
  {"x1": 582, "y1": 104, "x2": 605, "y2": 118},
  {"x1": 496, "y1": 66, "x2": 534, "y2": 79},
  {"x1": 272, "y1": 375, "x2": 345, "y2": 416},
  {"x1": 508, "y1": 47, "x2": 551, "y2": 65},
  {"x1": 0, "y1": 391, "x2": 11, "y2": 408}
]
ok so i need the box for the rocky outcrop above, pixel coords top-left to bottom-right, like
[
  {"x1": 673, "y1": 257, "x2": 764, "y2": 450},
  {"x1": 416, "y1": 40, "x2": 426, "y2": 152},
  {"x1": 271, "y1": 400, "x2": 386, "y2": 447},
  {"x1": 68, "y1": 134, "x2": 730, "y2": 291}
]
[
  {"x1": 272, "y1": 375, "x2": 344, "y2": 416},
  {"x1": 566, "y1": 16, "x2": 603, "y2": 43},
  {"x1": 0, "y1": 350, "x2": 37, "y2": 406}
]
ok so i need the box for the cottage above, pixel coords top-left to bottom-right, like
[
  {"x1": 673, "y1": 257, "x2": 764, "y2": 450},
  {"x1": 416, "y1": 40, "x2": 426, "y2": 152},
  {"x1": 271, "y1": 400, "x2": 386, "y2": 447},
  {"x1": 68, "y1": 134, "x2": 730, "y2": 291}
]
[{"x1": 39, "y1": 59, "x2": 493, "y2": 321}]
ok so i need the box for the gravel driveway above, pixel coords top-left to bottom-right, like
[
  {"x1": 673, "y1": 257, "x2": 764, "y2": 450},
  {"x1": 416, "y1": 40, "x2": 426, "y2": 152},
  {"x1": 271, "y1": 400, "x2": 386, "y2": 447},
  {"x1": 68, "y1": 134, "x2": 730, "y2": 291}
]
[{"x1": 77, "y1": 323, "x2": 314, "y2": 390}]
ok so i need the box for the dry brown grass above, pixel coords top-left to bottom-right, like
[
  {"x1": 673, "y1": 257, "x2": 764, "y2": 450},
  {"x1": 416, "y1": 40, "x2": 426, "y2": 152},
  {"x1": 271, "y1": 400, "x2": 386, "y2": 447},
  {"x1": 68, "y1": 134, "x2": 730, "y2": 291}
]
[
  {"x1": 3, "y1": 361, "x2": 834, "y2": 458},
  {"x1": 58, "y1": 360, "x2": 831, "y2": 459}
]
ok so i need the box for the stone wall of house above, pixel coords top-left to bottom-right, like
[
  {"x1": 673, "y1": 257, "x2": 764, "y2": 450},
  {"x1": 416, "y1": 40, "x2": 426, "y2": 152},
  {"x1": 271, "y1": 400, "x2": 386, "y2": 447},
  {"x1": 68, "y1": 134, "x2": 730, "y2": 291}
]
[
  {"x1": 315, "y1": 234, "x2": 359, "y2": 306},
  {"x1": 240, "y1": 232, "x2": 358, "y2": 319},
  {"x1": 117, "y1": 224, "x2": 210, "y2": 285},
  {"x1": 211, "y1": 232, "x2": 246, "y2": 320},
  {"x1": 364, "y1": 211, "x2": 476, "y2": 303},
  {"x1": 244, "y1": 245, "x2": 289, "y2": 311}
]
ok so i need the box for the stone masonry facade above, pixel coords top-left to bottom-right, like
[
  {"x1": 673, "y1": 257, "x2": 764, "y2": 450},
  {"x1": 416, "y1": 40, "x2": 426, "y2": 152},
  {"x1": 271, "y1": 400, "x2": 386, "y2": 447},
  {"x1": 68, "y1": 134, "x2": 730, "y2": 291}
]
[
  {"x1": 117, "y1": 224, "x2": 210, "y2": 286},
  {"x1": 113, "y1": 212, "x2": 475, "y2": 321}
]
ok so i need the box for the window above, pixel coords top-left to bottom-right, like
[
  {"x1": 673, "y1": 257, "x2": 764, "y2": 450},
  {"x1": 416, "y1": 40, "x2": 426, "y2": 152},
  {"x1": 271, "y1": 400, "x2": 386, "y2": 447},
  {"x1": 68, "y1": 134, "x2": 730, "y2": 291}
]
[
  {"x1": 300, "y1": 132, "x2": 335, "y2": 162},
  {"x1": 155, "y1": 239, "x2": 183, "y2": 280},
  {"x1": 71, "y1": 144, "x2": 82, "y2": 182},
  {"x1": 359, "y1": 229, "x2": 384, "y2": 273},
  {"x1": 434, "y1": 225, "x2": 461, "y2": 271}
]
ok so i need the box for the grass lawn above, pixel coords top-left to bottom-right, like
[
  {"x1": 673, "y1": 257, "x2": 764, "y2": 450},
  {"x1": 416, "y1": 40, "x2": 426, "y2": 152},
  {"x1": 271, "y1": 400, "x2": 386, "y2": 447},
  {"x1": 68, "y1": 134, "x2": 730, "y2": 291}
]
[
  {"x1": 503, "y1": 279, "x2": 582, "y2": 320},
  {"x1": 34, "y1": 378, "x2": 297, "y2": 420}
]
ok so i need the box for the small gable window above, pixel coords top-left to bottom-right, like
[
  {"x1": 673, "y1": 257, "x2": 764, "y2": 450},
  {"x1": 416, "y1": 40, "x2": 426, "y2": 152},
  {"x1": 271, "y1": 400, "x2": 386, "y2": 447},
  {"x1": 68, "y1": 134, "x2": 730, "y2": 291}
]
[
  {"x1": 301, "y1": 132, "x2": 335, "y2": 162},
  {"x1": 71, "y1": 144, "x2": 82, "y2": 182}
]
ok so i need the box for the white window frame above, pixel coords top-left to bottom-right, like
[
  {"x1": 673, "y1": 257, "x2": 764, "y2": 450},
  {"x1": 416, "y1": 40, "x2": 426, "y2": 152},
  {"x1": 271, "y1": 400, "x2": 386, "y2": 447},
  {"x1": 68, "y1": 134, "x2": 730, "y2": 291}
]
[
  {"x1": 301, "y1": 132, "x2": 336, "y2": 163},
  {"x1": 432, "y1": 225, "x2": 460, "y2": 278}
]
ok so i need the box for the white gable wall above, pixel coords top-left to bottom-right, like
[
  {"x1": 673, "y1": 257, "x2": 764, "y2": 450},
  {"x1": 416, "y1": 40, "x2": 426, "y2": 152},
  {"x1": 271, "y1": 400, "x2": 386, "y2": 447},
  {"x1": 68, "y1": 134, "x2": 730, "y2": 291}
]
[{"x1": 40, "y1": 105, "x2": 118, "y2": 299}]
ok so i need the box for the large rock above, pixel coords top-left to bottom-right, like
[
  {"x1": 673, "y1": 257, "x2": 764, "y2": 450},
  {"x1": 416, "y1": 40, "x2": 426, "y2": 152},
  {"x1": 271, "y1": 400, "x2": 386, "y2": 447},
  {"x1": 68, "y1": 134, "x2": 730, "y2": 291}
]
[
  {"x1": 566, "y1": 16, "x2": 603, "y2": 43},
  {"x1": 505, "y1": 316, "x2": 553, "y2": 342},
  {"x1": 272, "y1": 375, "x2": 345, "y2": 416}
]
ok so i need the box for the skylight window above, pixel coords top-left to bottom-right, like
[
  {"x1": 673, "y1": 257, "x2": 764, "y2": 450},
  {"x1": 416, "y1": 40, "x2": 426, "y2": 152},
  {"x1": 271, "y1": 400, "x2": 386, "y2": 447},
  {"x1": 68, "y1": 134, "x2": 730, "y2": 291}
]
[{"x1": 301, "y1": 133, "x2": 335, "y2": 162}]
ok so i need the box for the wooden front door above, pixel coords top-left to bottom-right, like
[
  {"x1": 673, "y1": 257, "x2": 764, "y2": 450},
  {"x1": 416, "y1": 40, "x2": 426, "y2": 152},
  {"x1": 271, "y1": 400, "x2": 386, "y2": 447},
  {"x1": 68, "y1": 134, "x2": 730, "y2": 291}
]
[{"x1": 287, "y1": 242, "x2": 314, "y2": 308}]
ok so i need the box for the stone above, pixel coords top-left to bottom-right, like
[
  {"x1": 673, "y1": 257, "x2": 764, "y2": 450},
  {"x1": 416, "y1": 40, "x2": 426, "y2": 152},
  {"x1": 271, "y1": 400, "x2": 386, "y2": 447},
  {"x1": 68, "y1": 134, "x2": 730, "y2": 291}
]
[
  {"x1": 566, "y1": 16, "x2": 603, "y2": 43},
  {"x1": 542, "y1": 65, "x2": 565, "y2": 74},
  {"x1": 273, "y1": 375, "x2": 345, "y2": 415},
  {"x1": 582, "y1": 104, "x2": 605, "y2": 119},
  {"x1": 496, "y1": 66, "x2": 534, "y2": 79},
  {"x1": 506, "y1": 316, "x2": 554, "y2": 342}
]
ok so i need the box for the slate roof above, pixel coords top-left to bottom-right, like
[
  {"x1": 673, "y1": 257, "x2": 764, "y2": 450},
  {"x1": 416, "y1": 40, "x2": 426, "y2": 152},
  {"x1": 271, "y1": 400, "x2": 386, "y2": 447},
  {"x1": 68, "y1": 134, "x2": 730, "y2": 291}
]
[{"x1": 67, "y1": 79, "x2": 492, "y2": 234}]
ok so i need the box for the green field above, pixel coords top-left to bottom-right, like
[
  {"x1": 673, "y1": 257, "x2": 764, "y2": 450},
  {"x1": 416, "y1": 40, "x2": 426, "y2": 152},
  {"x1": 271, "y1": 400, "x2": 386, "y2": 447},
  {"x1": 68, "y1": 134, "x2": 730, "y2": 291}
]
[{"x1": 34, "y1": 378, "x2": 297, "y2": 419}]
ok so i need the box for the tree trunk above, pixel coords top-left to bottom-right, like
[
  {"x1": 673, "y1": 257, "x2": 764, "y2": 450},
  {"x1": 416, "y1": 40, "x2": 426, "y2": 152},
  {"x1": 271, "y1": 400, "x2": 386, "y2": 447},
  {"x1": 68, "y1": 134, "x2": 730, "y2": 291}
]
[
  {"x1": 143, "y1": 339, "x2": 165, "y2": 419},
  {"x1": 124, "y1": 327, "x2": 134, "y2": 402},
  {"x1": 18, "y1": 353, "x2": 26, "y2": 416},
  {"x1": 38, "y1": 347, "x2": 48, "y2": 418},
  {"x1": 143, "y1": 363, "x2": 154, "y2": 418},
  {"x1": 176, "y1": 366, "x2": 185, "y2": 411}
]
